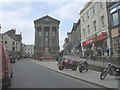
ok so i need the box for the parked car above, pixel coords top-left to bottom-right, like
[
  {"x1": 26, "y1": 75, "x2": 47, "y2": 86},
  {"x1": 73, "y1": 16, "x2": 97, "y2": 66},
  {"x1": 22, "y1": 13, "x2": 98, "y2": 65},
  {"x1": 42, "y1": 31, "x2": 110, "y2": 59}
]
[
  {"x1": 0, "y1": 42, "x2": 13, "y2": 87},
  {"x1": 10, "y1": 56, "x2": 16, "y2": 63},
  {"x1": 57, "y1": 58, "x2": 77, "y2": 71}
]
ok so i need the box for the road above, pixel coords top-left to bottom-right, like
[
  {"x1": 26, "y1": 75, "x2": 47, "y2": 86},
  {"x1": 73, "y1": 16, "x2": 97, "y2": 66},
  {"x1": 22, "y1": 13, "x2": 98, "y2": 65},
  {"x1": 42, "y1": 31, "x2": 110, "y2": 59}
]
[{"x1": 8, "y1": 58, "x2": 107, "y2": 88}]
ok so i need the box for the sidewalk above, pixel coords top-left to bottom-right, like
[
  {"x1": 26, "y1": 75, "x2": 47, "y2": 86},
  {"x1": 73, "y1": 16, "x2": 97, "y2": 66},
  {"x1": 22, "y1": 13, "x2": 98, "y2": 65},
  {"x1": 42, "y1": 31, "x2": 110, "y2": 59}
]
[
  {"x1": 63, "y1": 55, "x2": 120, "y2": 68},
  {"x1": 31, "y1": 60, "x2": 119, "y2": 89}
]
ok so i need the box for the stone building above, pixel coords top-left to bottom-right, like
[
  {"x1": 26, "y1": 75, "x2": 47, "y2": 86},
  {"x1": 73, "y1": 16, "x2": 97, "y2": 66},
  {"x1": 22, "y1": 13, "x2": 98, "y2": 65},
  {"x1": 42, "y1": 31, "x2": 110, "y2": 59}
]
[
  {"x1": 107, "y1": 1, "x2": 120, "y2": 56},
  {"x1": 2, "y1": 29, "x2": 22, "y2": 58},
  {"x1": 25, "y1": 45, "x2": 34, "y2": 58},
  {"x1": 80, "y1": 0, "x2": 110, "y2": 57},
  {"x1": 34, "y1": 15, "x2": 60, "y2": 59}
]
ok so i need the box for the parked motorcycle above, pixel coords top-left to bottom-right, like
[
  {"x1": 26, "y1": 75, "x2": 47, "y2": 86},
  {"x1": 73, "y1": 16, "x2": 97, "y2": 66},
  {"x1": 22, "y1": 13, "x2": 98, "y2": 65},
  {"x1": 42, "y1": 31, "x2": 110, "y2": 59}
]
[
  {"x1": 100, "y1": 61, "x2": 120, "y2": 80},
  {"x1": 79, "y1": 60, "x2": 88, "y2": 72},
  {"x1": 57, "y1": 58, "x2": 77, "y2": 71}
]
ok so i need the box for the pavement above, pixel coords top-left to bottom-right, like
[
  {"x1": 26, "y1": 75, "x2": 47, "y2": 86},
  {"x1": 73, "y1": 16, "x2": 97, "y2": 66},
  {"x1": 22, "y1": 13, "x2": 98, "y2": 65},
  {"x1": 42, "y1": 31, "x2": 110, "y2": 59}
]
[{"x1": 31, "y1": 59, "x2": 119, "y2": 89}]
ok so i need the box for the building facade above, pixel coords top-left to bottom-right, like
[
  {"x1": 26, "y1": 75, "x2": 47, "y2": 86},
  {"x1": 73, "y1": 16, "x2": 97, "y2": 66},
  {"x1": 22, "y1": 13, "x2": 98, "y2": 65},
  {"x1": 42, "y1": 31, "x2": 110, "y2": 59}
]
[
  {"x1": 2, "y1": 29, "x2": 22, "y2": 58},
  {"x1": 107, "y1": 1, "x2": 120, "y2": 56},
  {"x1": 80, "y1": 1, "x2": 110, "y2": 57},
  {"x1": 25, "y1": 45, "x2": 34, "y2": 58},
  {"x1": 63, "y1": 19, "x2": 81, "y2": 56},
  {"x1": 34, "y1": 15, "x2": 60, "y2": 59},
  {"x1": 21, "y1": 43, "x2": 26, "y2": 57}
]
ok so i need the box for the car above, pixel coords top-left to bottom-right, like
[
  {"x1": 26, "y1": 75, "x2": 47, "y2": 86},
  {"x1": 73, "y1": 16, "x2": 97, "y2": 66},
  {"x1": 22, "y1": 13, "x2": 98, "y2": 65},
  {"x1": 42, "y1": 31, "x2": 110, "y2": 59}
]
[
  {"x1": 0, "y1": 42, "x2": 13, "y2": 87},
  {"x1": 10, "y1": 56, "x2": 16, "y2": 63}
]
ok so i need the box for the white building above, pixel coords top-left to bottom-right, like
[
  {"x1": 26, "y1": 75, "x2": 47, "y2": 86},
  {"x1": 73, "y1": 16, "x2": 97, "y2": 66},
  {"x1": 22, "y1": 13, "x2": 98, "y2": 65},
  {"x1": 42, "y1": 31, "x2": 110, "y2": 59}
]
[
  {"x1": 25, "y1": 45, "x2": 34, "y2": 58},
  {"x1": 80, "y1": 0, "x2": 110, "y2": 57},
  {"x1": 2, "y1": 29, "x2": 22, "y2": 57}
]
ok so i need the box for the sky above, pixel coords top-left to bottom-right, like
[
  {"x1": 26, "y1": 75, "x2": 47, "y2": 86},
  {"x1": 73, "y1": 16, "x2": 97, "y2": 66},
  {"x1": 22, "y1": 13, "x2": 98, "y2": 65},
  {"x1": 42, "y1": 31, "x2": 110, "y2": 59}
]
[{"x1": 0, "y1": 0, "x2": 89, "y2": 50}]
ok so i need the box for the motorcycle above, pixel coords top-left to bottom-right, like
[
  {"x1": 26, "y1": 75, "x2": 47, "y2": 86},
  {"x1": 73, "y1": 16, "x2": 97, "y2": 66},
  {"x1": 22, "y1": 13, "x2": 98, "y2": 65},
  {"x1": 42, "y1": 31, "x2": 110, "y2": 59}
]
[
  {"x1": 57, "y1": 58, "x2": 77, "y2": 71},
  {"x1": 100, "y1": 61, "x2": 120, "y2": 80},
  {"x1": 79, "y1": 60, "x2": 88, "y2": 72}
]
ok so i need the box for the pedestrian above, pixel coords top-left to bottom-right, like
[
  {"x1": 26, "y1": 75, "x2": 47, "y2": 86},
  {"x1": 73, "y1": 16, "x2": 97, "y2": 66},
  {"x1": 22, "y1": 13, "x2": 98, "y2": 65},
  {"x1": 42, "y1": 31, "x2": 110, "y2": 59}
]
[
  {"x1": 106, "y1": 46, "x2": 109, "y2": 56},
  {"x1": 97, "y1": 46, "x2": 102, "y2": 57}
]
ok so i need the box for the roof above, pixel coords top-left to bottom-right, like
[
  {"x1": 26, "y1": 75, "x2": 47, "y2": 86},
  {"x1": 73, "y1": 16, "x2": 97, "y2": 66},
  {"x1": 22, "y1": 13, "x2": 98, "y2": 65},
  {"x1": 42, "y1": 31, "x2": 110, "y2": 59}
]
[
  {"x1": 34, "y1": 15, "x2": 60, "y2": 24},
  {"x1": 3, "y1": 29, "x2": 22, "y2": 41}
]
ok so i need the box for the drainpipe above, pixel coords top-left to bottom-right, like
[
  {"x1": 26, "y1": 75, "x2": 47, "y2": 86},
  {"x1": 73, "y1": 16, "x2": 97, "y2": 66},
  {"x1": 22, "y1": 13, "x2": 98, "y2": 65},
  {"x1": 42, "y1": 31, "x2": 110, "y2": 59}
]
[{"x1": 106, "y1": 2, "x2": 113, "y2": 57}]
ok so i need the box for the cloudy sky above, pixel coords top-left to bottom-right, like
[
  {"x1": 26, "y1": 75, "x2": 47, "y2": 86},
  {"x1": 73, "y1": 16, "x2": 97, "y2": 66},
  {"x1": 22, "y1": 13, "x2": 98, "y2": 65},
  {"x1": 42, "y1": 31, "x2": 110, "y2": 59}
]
[{"x1": 0, "y1": 0, "x2": 89, "y2": 50}]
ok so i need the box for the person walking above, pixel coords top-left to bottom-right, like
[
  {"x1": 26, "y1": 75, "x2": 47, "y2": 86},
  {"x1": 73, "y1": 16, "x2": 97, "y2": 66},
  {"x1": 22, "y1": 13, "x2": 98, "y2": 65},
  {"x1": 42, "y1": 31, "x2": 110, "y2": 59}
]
[
  {"x1": 97, "y1": 46, "x2": 102, "y2": 57},
  {"x1": 106, "y1": 46, "x2": 109, "y2": 56}
]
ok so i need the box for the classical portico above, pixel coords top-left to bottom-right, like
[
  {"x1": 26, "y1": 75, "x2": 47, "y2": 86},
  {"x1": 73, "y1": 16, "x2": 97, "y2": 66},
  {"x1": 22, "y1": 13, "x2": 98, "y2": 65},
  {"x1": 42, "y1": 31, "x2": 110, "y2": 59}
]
[{"x1": 34, "y1": 15, "x2": 60, "y2": 58}]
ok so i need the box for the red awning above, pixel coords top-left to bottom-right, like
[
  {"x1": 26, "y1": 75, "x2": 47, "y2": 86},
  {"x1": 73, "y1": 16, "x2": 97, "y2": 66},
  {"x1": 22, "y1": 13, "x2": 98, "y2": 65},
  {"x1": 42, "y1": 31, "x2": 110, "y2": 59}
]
[{"x1": 82, "y1": 32, "x2": 107, "y2": 47}]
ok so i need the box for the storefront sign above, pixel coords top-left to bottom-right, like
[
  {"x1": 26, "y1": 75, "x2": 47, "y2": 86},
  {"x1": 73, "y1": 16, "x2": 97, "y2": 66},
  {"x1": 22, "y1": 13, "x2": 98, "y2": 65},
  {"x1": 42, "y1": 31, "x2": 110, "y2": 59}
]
[
  {"x1": 82, "y1": 38, "x2": 93, "y2": 46},
  {"x1": 82, "y1": 32, "x2": 107, "y2": 47}
]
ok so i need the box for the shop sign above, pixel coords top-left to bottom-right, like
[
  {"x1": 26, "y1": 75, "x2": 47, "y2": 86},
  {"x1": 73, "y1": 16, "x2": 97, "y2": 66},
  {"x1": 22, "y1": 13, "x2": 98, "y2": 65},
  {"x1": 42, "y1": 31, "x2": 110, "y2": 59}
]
[
  {"x1": 82, "y1": 38, "x2": 93, "y2": 46},
  {"x1": 82, "y1": 32, "x2": 107, "y2": 46}
]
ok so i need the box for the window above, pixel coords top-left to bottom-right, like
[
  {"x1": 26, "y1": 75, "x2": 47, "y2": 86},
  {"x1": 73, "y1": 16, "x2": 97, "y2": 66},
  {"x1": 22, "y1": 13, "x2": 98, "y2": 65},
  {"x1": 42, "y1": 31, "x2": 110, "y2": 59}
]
[
  {"x1": 39, "y1": 31, "x2": 42, "y2": 36},
  {"x1": 12, "y1": 41, "x2": 15, "y2": 45},
  {"x1": 5, "y1": 41, "x2": 7, "y2": 44},
  {"x1": 112, "y1": 12, "x2": 119, "y2": 26},
  {"x1": 45, "y1": 48, "x2": 49, "y2": 53},
  {"x1": 87, "y1": 11, "x2": 89, "y2": 19},
  {"x1": 101, "y1": 15, "x2": 105, "y2": 27},
  {"x1": 100, "y1": 1, "x2": 103, "y2": 9},
  {"x1": 12, "y1": 47, "x2": 15, "y2": 51},
  {"x1": 92, "y1": 6, "x2": 95, "y2": 14},
  {"x1": 45, "y1": 37, "x2": 48, "y2": 42},
  {"x1": 82, "y1": 16, "x2": 84, "y2": 23},
  {"x1": 83, "y1": 29, "x2": 85, "y2": 36},
  {"x1": 52, "y1": 31, "x2": 55, "y2": 36},
  {"x1": 45, "y1": 31, "x2": 48, "y2": 36},
  {"x1": 93, "y1": 20, "x2": 97, "y2": 31},
  {"x1": 1, "y1": 35, "x2": 3, "y2": 39},
  {"x1": 87, "y1": 25, "x2": 90, "y2": 34}
]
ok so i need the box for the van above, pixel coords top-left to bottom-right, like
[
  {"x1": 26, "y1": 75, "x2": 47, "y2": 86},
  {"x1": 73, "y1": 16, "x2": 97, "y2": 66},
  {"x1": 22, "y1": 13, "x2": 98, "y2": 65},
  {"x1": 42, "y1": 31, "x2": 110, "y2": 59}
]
[{"x1": 0, "y1": 42, "x2": 13, "y2": 87}]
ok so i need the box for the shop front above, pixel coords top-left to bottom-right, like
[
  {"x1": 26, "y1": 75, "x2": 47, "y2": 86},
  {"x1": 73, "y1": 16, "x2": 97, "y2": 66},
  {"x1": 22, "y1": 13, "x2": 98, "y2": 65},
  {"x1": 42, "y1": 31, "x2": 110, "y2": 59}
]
[
  {"x1": 111, "y1": 27, "x2": 120, "y2": 56},
  {"x1": 82, "y1": 32, "x2": 108, "y2": 57}
]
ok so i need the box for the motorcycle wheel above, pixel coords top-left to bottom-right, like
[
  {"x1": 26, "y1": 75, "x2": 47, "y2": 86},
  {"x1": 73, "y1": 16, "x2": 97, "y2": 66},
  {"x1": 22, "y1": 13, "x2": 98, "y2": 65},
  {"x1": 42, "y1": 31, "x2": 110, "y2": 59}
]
[
  {"x1": 79, "y1": 66, "x2": 83, "y2": 73},
  {"x1": 72, "y1": 66, "x2": 77, "y2": 71},
  {"x1": 100, "y1": 71, "x2": 107, "y2": 80},
  {"x1": 58, "y1": 66, "x2": 64, "y2": 70}
]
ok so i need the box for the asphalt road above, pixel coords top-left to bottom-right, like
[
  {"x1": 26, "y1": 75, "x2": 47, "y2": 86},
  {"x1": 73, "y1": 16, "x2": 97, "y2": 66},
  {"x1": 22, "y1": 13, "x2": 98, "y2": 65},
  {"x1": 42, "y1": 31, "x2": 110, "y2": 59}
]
[{"x1": 8, "y1": 58, "x2": 108, "y2": 88}]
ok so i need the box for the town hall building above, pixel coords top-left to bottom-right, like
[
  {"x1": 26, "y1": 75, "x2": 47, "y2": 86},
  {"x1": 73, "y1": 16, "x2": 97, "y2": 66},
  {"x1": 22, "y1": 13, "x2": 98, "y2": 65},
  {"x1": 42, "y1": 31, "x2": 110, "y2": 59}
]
[{"x1": 34, "y1": 15, "x2": 60, "y2": 59}]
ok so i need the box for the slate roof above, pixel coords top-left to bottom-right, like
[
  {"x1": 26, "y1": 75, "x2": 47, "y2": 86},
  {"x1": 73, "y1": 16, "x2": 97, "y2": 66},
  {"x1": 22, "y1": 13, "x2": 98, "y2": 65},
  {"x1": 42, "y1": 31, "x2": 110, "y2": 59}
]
[{"x1": 3, "y1": 29, "x2": 22, "y2": 41}]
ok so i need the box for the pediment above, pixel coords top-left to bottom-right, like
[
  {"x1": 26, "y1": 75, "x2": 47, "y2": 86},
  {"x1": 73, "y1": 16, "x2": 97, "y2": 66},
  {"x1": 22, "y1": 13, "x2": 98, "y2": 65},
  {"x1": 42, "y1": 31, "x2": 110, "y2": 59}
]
[{"x1": 34, "y1": 15, "x2": 60, "y2": 24}]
